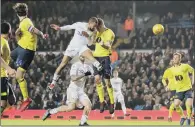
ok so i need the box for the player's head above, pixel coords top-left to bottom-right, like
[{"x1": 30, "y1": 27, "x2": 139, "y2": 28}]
[
  {"x1": 1, "y1": 22, "x2": 12, "y2": 39},
  {"x1": 88, "y1": 17, "x2": 98, "y2": 32},
  {"x1": 97, "y1": 18, "x2": 105, "y2": 31},
  {"x1": 173, "y1": 52, "x2": 182, "y2": 65},
  {"x1": 13, "y1": 3, "x2": 28, "y2": 17},
  {"x1": 113, "y1": 70, "x2": 118, "y2": 78},
  {"x1": 79, "y1": 55, "x2": 85, "y2": 63}
]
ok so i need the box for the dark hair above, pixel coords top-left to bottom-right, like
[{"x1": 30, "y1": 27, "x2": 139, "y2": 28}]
[
  {"x1": 97, "y1": 18, "x2": 104, "y2": 26},
  {"x1": 1, "y1": 22, "x2": 11, "y2": 34},
  {"x1": 13, "y1": 3, "x2": 28, "y2": 16},
  {"x1": 89, "y1": 17, "x2": 98, "y2": 24}
]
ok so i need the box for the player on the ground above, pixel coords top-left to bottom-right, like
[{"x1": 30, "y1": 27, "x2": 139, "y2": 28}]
[
  {"x1": 92, "y1": 18, "x2": 115, "y2": 114},
  {"x1": 162, "y1": 60, "x2": 185, "y2": 122},
  {"x1": 170, "y1": 53, "x2": 194, "y2": 126},
  {"x1": 110, "y1": 70, "x2": 129, "y2": 117},
  {"x1": 48, "y1": 17, "x2": 103, "y2": 90},
  {"x1": 11, "y1": 3, "x2": 48, "y2": 111},
  {"x1": 42, "y1": 56, "x2": 93, "y2": 126},
  {"x1": 1, "y1": 22, "x2": 17, "y2": 114}
]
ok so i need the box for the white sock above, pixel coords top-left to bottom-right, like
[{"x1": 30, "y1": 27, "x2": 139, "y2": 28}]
[
  {"x1": 92, "y1": 61, "x2": 101, "y2": 69},
  {"x1": 80, "y1": 115, "x2": 88, "y2": 125},
  {"x1": 49, "y1": 108, "x2": 58, "y2": 114},
  {"x1": 52, "y1": 73, "x2": 60, "y2": 84},
  {"x1": 120, "y1": 101, "x2": 127, "y2": 115}
]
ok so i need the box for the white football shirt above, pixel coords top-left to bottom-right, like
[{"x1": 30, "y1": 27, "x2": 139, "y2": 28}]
[
  {"x1": 111, "y1": 77, "x2": 123, "y2": 93},
  {"x1": 60, "y1": 22, "x2": 93, "y2": 48},
  {"x1": 69, "y1": 61, "x2": 94, "y2": 89}
]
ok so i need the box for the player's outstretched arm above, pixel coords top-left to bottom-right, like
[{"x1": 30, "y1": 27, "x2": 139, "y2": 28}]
[
  {"x1": 0, "y1": 57, "x2": 16, "y2": 77},
  {"x1": 186, "y1": 64, "x2": 194, "y2": 85},
  {"x1": 30, "y1": 27, "x2": 49, "y2": 39},
  {"x1": 71, "y1": 71, "x2": 91, "y2": 82},
  {"x1": 50, "y1": 22, "x2": 80, "y2": 31}
]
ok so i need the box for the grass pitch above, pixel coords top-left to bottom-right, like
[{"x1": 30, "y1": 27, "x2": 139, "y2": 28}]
[{"x1": 1, "y1": 119, "x2": 188, "y2": 126}]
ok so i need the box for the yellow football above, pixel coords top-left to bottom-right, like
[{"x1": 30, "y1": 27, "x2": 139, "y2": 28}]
[{"x1": 152, "y1": 24, "x2": 164, "y2": 35}]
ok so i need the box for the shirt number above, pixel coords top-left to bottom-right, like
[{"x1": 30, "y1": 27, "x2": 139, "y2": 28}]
[
  {"x1": 96, "y1": 37, "x2": 102, "y2": 43},
  {"x1": 175, "y1": 75, "x2": 183, "y2": 81}
]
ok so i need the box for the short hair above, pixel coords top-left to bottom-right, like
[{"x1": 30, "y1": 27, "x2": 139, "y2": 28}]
[
  {"x1": 89, "y1": 17, "x2": 98, "y2": 24},
  {"x1": 1, "y1": 22, "x2": 11, "y2": 34},
  {"x1": 13, "y1": 3, "x2": 28, "y2": 16},
  {"x1": 97, "y1": 18, "x2": 105, "y2": 26},
  {"x1": 173, "y1": 52, "x2": 182, "y2": 59}
]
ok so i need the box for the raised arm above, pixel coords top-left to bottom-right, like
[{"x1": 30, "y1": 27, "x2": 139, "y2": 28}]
[{"x1": 50, "y1": 22, "x2": 81, "y2": 31}]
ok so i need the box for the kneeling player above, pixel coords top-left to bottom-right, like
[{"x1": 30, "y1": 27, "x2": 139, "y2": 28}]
[
  {"x1": 110, "y1": 70, "x2": 129, "y2": 117},
  {"x1": 171, "y1": 53, "x2": 194, "y2": 126},
  {"x1": 42, "y1": 56, "x2": 93, "y2": 126},
  {"x1": 1, "y1": 22, "x2": 16, "y2": 114}
]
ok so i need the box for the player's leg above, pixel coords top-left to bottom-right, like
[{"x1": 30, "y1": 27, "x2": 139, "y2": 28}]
[
  {"x1": 15, "y1": 48, "x2": 35, "y2": 111},
  {"x1": 79, "y1": 93, "x2": 92, "y2": 126},
  {"x1": 184, "y1": 90, "x2": 193, "y2": 125},
  {"x1": 80, "y1": 47, "x2": 102, "y2": 71},
  {"x1": 174, "y1": 92, "x2": 186, "y2": 125},
  {"x1": 103, "y1": 57, "x2": 114, "y2": 114},
  {"x1": 50, "y1": 55, "x2": 71, "y2": 85},
  {"x1": 111, "y1": 93, "x2": 117, "y2": 118},
  {"x1": 118, "y1": 94, "x2": 128, "y2": 116},
  {"x1": 94, "y1": 74, "x2": 105, "y2": 113},
  {"x1": 49, "y1": 47, "x2": 76, "y2": 87},
  {"x1": 1, "y1": 78, "x2": 8, "y2": 114},
  {"x1": 42, "y1": 103, "x2": 76, "y2": 121},
  {"x1": 7, "y1": 82, "x2": 16, "y2": 106},
  {"x1": 168, "y1": 90, "x2": 176, "y2": 122}
]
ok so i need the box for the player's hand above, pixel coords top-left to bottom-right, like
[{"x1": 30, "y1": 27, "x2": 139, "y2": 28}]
[
  {"x1": 42, "y1": 34, "x2": 49, "y2": 40},
  {"x1": 47, "y1": 83, "x2": 55, "y2": 90},
  {"x1": 99, "y1": 40, "x2": 104, "y2": 46},
  {"x1": 7, "y1": 67, "x2": 16, "y2": 77},
  {"x1": 82, "y1": 31, "x2": 89, "y2": 38},
  {"x1": 84, "y1": 71, "x2": 91, "y2": 76},
  {"x1": 165, "y1": 86, "x2": 170, "y2": 91},
  {"x1": 50, "y1": 24, "x2": 60, "y2": 31}
]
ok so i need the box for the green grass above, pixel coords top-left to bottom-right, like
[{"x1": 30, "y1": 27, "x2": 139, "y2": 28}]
[{"x1": 1, "y1": 120, "x2": 188, "y2": 126}]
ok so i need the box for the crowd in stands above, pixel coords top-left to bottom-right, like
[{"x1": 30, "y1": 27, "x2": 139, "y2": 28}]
[
  {"x1": 1, "y1": 1, "x2": 194, "y2": 51},
  {"x1": 2, "y1": 1, "x2": 194, "y2": 110}
]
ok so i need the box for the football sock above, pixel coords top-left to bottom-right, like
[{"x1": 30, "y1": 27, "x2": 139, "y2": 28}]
[
  {"x1": 17, "y1": 78, "x2": 28, "y2": 100},
  {"x1": 169, "y1": 103, "x2": 175, "y2": 117},
  {"x1": 51, "y1": 73, "x2": 60, "y2": 84},
  {"x1": 120, "y1": 101, "x2": 127, "y2": 115},
  {"x1": 49, "y1": 108, "x2": 58, "y2": 114},
  {"x1": 186, "y1": 104, "x2": 192, "y2": 118},
  {"x1": 106, "y1": 86, "x2": 114, "y2": 104},
  {"x1": 175, "y1": 106, "x2": 184, "y2": 117},
  {"x1": 80, "y1": 115, "x2": 88, "y2": 125},
  {"x1": 96, "y1": 83, "x2": 104, "y2": 103}
]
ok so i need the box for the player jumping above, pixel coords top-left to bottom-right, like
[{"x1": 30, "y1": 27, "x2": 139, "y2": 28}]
[
  {"x1": 110, "y1": 70, "x2": 129, "y2": 117},
  {"x1": 162, "y1": 60, "x2": 185, "y2": 122},
  {"x1": 170, "y1": 53, "x2": 194, "y2": 125},
  {"x1": 42, "y1": 56, "x2": 93, "y2": 126},
  {"x1": 1, "y1": 22, "x2": 16, "y2": 114},
  {"x1": 48, "y1": 17, "x2": 103, "y2": 90},
  {"x1": 12, "y1": 3, "x2": 48, "y2": 111},
  {"x1": 92, "y1": 18, "x2": 115, "y2": 114}
]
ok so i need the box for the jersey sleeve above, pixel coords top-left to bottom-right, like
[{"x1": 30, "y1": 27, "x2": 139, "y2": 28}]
[
  {"x1": 162, "y1": 69, "x2": 170, "y2": 86},
  {"x1": 185, "y1": 64, "x2": 194, "y2": 74},
  {"x1": 1, "y1": 39, "x2": 5, "y2": 55},
  {"x1": 60, "y1": 22, "x2": 82, "y2": 31},
  {"x1": 70, "y1": 63, "x2": 78, "y2": 76},
  {"x1": 22, "y1": 19, "x2": 34, "y2": 32},
  {"x1": 103, "y1": 30, "x2": 115, "y2": 45}
]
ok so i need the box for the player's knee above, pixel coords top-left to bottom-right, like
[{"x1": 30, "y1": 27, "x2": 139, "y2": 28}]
[
  {"x1": 174, "y1": 100, "x2": 180, "y2": 107},
  {"x1": 95, "y1": 75, "x2": 101, "y2": 84},
  {"x1": 67, "y1": 105, "x2": 75, "y2": 112},
  {"x1": 85, "y1": 104, "x2": 92, "y2": 111}
]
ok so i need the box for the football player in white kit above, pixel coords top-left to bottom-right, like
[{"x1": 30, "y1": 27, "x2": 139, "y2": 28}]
[
  {"x1": 48, "y1": 17, "x2": 102, "y2": 90},
  {"x1": 42, "y1": 56, "x2": 93, "y2": 126},
  {"x1": 110, "y1": 70, "x2": 129, "y2": 117}
]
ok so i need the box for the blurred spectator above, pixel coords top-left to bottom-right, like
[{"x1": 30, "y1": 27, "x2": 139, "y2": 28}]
[{"x1": 124, "y1": 15, "x2": 134, "y2": 36}]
